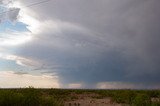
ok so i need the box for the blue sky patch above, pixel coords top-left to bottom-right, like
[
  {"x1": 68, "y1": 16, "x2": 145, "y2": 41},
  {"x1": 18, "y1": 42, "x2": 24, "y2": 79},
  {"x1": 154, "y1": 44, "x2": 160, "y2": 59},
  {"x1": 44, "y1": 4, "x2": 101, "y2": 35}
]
[{"x1": 0, "y1": 21, "x2": 28, "y2": 32}]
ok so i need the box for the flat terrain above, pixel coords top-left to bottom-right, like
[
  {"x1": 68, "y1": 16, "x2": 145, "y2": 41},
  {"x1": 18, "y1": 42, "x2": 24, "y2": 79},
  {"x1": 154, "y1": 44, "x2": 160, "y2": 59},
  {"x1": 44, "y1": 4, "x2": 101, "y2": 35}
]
[{"x1": 0, "y1": 88, "x2": 160, "y2": 106}]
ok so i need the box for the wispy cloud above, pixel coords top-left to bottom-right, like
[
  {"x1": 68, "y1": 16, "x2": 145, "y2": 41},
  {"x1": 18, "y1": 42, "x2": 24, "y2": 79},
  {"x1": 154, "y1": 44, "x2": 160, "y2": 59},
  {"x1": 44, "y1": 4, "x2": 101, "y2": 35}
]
[
  {"x1": 0, "y1": 54, "x2": 42, "y2": 68},
  {"x1": 0, "y1": 31, "x2": 31, "y2": 46}
]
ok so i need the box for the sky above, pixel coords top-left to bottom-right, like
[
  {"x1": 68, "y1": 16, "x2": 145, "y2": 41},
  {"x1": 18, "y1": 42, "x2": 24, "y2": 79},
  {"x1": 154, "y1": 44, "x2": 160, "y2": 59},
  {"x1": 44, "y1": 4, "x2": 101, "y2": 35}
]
[{"x1": 0, "y1": 0, "x2": 160, "y2": 89}]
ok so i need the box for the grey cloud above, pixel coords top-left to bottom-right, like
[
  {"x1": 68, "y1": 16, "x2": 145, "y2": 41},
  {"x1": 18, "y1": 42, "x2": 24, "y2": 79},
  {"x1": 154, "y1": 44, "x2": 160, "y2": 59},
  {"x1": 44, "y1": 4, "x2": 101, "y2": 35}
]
[
  {"x1": 0, "y1": 0, "x2": 11, "y2": 5},
  {"x1": 7, "y1": 7, "x2": 20, "y2": 21},
  {"x1": 0, "y1": 0, "x2": 20, "y2": 22},
  {"x1": 17, "y1": 0, "x2": 160, "y2": 88}
]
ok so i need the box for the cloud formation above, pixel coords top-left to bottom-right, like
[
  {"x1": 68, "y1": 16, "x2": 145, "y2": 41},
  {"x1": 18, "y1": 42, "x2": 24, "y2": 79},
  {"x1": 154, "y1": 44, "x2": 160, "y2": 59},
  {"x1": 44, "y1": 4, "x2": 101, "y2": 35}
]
[
  {"x1": 0, "y1": 0, "x2": 20, "y2": 22},
  {"x1": 1, "y1": 0, "x2": 160, "y2": 88}
]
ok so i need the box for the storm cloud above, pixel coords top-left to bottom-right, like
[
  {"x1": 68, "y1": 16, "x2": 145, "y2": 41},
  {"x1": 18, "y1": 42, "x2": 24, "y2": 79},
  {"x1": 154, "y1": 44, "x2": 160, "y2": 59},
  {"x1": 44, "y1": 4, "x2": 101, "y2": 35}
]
[{"x1": 2, "y1": 0, "x2": 160, "y2": 88}]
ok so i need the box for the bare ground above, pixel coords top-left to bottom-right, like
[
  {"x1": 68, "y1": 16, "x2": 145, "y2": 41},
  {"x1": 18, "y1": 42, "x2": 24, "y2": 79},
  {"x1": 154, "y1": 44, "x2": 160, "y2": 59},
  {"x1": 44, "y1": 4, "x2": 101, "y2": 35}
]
[{"x1": 64, "y1": 93, "x2": 126, "y2": 106}]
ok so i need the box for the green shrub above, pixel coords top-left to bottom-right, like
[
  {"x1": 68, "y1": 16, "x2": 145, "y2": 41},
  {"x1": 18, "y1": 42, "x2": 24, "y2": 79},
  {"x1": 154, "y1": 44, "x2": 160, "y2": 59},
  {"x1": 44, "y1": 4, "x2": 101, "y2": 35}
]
[
  {"x1": 132, "y1": 93, "x2": 151, "y2": 106},
  {"x1": 0, "y1": 90, "x2": 24, "y2": 106},
  {"x1": 21, "y1": 88, "x2": 40, "y2": 106},
  {"x1": 40, "y1": 96, "x2": 63, "y2": 106},
  {"x1": 112, "y1": 90, "x2": 135, "y2": 104},
  {"x1": 0, "y1": 88, "x2": 64, "y2": 106},
  {"x1": 0, "y1": 89, "x2": 160, "y2": 106}
]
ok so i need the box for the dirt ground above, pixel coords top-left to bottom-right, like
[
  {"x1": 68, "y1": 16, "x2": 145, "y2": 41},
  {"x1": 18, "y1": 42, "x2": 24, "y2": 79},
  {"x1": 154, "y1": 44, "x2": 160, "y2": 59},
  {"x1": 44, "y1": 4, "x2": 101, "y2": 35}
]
[
  {"x1": 64, "y1": 98, "x2": 124, "y2": 106},
  {"x1": 64, "y1": 93, "x2": 125, "y2": 106}
]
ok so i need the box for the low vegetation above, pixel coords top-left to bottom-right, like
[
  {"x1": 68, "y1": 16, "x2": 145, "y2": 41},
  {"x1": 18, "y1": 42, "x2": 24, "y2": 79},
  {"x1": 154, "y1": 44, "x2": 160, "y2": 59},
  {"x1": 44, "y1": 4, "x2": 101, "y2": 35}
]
[{"x1": 0, "y1": 87, "x2": 160, "y2": 106}]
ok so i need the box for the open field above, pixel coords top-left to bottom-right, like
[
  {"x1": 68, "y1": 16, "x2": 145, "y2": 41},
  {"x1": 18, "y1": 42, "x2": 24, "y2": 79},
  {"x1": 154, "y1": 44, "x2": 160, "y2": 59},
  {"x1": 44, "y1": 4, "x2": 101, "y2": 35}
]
[{"x1": 0, "y1": 88, "x2": 160, "y2": 106}]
